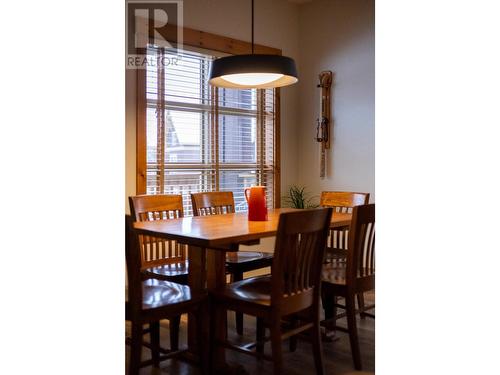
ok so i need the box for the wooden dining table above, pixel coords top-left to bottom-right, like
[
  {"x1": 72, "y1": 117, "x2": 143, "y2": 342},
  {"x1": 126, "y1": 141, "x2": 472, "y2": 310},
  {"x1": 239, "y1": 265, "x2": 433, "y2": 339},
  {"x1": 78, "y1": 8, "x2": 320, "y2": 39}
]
[{"x1": 133, "y1": 207, "x2": 352, "y2": 370}]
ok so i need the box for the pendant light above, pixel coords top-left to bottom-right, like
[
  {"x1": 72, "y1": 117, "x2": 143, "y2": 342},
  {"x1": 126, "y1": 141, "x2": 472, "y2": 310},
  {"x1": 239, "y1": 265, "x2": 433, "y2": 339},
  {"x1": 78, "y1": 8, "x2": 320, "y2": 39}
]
[{"x1": 208, "y1": 0, "x2": 298, "y2": 89}]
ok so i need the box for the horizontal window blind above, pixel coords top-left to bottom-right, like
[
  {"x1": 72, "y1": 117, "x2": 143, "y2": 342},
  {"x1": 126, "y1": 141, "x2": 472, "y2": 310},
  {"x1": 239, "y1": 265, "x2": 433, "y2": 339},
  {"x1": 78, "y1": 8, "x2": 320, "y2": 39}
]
[{"x1": 144, "y1": 46, "x2": 277, "y2": 215}]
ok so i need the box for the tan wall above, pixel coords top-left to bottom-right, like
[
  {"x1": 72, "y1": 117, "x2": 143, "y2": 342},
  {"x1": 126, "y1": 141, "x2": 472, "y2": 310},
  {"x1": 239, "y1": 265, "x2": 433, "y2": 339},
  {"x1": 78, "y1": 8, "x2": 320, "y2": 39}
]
[{"x1": 297, "y1": 0, "x2": 375, "y2": 201}]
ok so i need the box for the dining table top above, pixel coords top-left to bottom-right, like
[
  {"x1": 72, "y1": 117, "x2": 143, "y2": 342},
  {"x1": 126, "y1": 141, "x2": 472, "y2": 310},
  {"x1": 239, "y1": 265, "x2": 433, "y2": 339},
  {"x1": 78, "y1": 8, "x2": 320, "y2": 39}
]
[{"x1": 133, "y1": 207, "x2": 352, "y2": 249}]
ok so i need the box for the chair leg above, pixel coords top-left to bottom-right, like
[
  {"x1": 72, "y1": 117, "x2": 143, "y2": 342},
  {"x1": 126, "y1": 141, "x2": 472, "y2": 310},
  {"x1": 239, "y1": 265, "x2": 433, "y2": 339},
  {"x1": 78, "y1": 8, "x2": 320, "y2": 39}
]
[
  {"x1": 256, "y1": 317, "x2": 265, "y2": 354},
  {"x1": 270, "y1": 323, "x2": 283, "y2": 374},
  {"x1": 357, "y1": 292, "x2": 366, "y2": 319},
  {"x1": 289, "y1": 316, "x2": 298, "y2": 352},
  {"x1": 311, "y1": 320, "x2": 325, "y2": 375},
  {"x1": 232, "y1": 271, "x2": 244, "y2": 335},
  {"x1": 169, "y1": 316, "x2": 180, "y2": 351},
  {"x1": 322, "y1": 289, "x2": 337, "y2": 334},
  {"x1": 129, "y1": 322, "x2": 143, "y2": 375},
  {"x1": 149, "y1": 321, "x2": 160, "y2": 367},
  {"x1": 346, "y1": 294, "x2": 362, "y2": 370}
]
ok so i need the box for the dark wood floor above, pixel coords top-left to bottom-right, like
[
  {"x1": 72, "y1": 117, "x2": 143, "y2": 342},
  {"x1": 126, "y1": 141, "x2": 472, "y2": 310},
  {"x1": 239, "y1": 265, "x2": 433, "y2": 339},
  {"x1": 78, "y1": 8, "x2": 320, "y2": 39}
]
[{"x1": 126, "y1": 291, "x2": 374, "y2": 374}]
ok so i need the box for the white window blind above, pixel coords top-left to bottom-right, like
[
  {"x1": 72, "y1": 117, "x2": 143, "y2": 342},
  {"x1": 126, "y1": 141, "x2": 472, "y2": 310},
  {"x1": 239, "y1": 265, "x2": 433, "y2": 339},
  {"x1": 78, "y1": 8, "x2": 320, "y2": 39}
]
[{"x1": 145, "y1": 46, "x2": 277, "y2": 216}]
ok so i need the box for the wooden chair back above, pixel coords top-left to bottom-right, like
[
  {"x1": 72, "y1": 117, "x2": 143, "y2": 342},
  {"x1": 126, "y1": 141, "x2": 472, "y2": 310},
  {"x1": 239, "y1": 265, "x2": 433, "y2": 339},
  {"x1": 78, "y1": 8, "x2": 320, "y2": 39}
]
[
  {"x1": 320, "y1": 191, "x2": 370, "y2": 213},
  {"x1": 272, "y1": 208, "x2": 333, "y2": 314},
  {"x1": 129, "y1": 194, "x2": 187, "y2": 268},
  {"x1": 125, "y1": 214, "x2": 142, "y2": 315},
  {"x1": 130, "y1": 194, "x2": 184, "y2": 220},
  {"x1": 346, "y1": 204, "x2": 375, "y2": 286},
  {"x1": 320, "y1": 191, "x2": 370, "y2": 251},
  {"x1": 190, "y1": 191, "x2": 235, "y2": 216}
]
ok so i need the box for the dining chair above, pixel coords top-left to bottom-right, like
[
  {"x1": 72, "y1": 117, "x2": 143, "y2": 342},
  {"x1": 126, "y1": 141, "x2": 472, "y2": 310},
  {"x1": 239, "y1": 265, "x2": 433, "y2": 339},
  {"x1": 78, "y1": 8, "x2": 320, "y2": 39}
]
[
  {"x1": 125, "y1": 215, "x2": 208, "y2": 375},
  {"x1": 320, "y1": 191, "x2": 370, "y2": 318},
  {"x1": 320, "y1": 191, "x2": 370, "y2": 255},
  {"x1": 190, "y1": 191, "x2": 274, "y2": 335},
  {"x1": 321, "y1": 203, "x2": 375, "y2": 370},
  {"x1": 210, "y1": 208, "x2": 333, "y2": 374},
  {"x1": 129, "y1": 194, "x2": 189, "y2": 350}
]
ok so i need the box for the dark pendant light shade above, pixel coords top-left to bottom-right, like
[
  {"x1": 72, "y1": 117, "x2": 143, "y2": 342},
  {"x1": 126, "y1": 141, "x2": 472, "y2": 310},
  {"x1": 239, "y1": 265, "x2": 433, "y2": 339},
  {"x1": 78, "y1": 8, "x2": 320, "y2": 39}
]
[
  {"x1": 209, "y1": 54, "x2": 298, "y2": 89},
  {"x1": 208, "y1": 0, "x2": 298, "y2": 89}
]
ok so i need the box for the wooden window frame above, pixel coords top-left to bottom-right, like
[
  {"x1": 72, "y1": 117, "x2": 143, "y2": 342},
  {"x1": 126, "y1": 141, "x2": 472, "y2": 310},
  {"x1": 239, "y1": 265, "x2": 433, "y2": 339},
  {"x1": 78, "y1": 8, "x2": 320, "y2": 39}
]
[{"x1": 136, "y1": 25, "x2": 281, "y2": 207}]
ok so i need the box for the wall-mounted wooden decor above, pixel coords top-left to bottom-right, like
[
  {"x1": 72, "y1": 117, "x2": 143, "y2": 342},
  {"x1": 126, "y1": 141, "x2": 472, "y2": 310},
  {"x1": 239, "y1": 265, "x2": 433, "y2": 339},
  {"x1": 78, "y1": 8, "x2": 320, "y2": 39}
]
[{"x1": 316, "y1": 70, "x2": 333, "y2": 178}]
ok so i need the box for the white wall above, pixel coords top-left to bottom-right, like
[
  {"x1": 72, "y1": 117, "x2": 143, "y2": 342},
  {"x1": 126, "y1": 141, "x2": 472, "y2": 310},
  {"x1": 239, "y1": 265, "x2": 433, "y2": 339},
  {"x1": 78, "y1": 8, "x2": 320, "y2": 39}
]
[{"x1": 297, "y1": 0, "x2": 375, "y2": 201}]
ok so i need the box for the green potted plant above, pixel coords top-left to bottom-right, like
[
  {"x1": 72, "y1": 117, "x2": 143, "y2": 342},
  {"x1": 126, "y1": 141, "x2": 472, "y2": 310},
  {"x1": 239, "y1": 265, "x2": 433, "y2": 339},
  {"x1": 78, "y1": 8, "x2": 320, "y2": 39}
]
[{"x1": 282, "y1": 185, "x2": 319, "y2": 209}]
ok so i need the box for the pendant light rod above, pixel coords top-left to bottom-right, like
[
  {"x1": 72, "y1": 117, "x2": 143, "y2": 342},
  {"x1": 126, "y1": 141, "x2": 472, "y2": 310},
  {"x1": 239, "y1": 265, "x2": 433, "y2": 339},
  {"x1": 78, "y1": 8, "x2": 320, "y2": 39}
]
[{"x1": 251, "y1": 0, "x2": 254, "y2": 54}]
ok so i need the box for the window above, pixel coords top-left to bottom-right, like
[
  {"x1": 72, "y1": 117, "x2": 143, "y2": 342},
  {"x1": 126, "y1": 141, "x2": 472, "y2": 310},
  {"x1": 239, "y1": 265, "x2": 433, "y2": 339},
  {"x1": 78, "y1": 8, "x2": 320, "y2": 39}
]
[{"x1": 138, "y1": 45, "x2": 279, "y2": 216}]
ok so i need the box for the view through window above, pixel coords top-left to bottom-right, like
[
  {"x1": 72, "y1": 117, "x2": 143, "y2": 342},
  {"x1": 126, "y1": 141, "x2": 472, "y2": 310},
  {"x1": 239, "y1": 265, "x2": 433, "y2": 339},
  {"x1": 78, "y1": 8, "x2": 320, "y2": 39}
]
[{"x1": 144, "y1": 46, "x2": 277, "y2": 215}]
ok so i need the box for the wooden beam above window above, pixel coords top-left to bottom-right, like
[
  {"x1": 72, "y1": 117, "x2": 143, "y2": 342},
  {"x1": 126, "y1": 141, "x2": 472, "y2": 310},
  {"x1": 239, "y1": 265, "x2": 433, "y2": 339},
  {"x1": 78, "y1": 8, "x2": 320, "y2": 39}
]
[{"x1": 157, "y1": 23, "x2": 282, "y2": 56}]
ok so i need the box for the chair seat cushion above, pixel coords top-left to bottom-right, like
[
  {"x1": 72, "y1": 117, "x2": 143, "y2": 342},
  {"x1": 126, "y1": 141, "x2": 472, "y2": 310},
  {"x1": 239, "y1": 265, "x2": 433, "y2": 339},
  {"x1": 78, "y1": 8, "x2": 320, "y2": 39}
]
[
  {"x1": 143, "y1": 261, "x2": 189, "y2": 282},
  {"x1": 126, "y1": 279, "x2": 194, "y2": 310},
  {"x1": 212, "y1": 275, "x2": 272, "y2": 307},
  {"x1": 225, "y1": 251, "x2": 273, "y2": 274},
  {"x1": 226, "y1": 251, "x2": 273, "y2": 264}
]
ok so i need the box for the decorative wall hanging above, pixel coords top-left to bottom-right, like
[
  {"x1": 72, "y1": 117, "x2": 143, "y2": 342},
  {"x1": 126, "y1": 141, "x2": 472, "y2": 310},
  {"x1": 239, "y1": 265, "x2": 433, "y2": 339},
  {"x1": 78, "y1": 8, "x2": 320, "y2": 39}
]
[{"x1": 316, "y1": 70, "x2": 333, "y2": 178}]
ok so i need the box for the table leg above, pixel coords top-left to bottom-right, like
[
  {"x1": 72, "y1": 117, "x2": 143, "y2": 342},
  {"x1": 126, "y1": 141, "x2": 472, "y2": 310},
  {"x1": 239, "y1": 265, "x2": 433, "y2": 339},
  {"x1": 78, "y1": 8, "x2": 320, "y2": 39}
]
[
  {"x1": 207, "y1": 248, "x2": 227, "y2": 369},
  {"x1": 187, "y1": 245, "x2": 206, "y2": 353}
]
